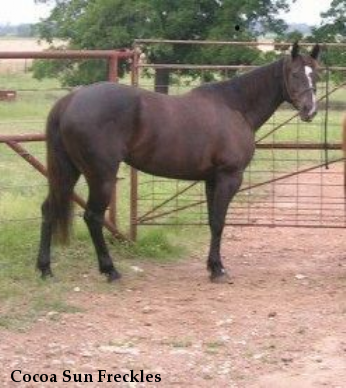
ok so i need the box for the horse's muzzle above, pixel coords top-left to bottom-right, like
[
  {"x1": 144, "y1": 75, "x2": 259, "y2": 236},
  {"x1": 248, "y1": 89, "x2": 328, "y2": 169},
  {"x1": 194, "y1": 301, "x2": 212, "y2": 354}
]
[{"x1": 300, "y1": 108, "x2": 317, "y2": 122}]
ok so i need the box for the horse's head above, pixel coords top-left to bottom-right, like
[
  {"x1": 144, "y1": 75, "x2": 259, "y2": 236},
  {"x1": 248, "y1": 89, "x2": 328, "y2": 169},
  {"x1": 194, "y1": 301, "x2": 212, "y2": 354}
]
[{"x1": 284, "y1": 42, "x2": 320, "y2": 122}]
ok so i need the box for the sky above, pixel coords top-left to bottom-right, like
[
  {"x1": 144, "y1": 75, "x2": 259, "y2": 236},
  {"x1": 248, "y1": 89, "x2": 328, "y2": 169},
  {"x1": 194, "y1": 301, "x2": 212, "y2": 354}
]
[
  {"x1": 0, "y1": 0, "x2": 334, "y2": 26},
  {"x1": 0, "y1": 0, "x2": 53, "y2": 25},
  {"x1": 282, "y1": 0, "x2": 332, "y2": 25}
]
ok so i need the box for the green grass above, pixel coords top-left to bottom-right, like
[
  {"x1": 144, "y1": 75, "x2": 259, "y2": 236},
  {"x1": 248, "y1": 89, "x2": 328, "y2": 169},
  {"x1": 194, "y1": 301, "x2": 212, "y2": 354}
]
[
  {"x1": 0, "y1": 216, "x2": 197, "y2": 331},
  {"x1": 0, "y1": 73, "x2": 66, "y2": 134}
]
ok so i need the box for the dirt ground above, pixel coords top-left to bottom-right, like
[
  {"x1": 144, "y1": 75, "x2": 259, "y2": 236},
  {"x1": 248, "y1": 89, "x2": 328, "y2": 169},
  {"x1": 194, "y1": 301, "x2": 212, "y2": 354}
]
[{"x1": 0, "y1": 224, "x2": 345, "y2": 387}]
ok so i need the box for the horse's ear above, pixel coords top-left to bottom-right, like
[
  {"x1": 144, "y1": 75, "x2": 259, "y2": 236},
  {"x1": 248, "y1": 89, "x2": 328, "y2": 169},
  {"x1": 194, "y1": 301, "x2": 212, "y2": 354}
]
[
  {"x1": 291, "y1": 41, "x2": 300, "y2": 59},
  {"x1": 310, "y1": 44, "x2": 320, "y2": 60}
]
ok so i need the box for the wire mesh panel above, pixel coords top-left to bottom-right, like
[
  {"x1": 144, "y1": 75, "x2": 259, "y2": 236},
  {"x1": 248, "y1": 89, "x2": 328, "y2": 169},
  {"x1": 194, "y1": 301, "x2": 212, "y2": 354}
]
[
  {"x1": 133, "y1": 53, "x2": 346, "y2": 230},
  {"x1": 229, "y1": 150, "x2": 344, "y2": 228},
  {"x1": 239, "y1": 66, "x2": 345, "y2": 228}
]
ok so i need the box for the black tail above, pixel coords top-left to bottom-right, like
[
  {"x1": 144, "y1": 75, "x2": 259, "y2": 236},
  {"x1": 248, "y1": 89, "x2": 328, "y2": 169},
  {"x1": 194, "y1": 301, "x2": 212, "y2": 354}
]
[{"x1": 46, "y1": 94, "x2": 79, "y2": 244}]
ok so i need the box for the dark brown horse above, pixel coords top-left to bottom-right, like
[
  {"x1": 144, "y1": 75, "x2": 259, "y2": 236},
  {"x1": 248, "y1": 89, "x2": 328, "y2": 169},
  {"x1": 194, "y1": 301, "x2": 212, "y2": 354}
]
[{"x1": 37, "y1": 42, "x2": 320, "y2": 283}]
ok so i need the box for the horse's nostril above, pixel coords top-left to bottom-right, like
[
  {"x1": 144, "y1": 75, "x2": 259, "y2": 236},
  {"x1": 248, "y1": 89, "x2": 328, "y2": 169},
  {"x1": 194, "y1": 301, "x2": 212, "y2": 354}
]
[
  {"x1": 300, "y1": 106, "x2": 317, "y2": 122},
  {"x1": 302, "y1": 105, "x2": 316, "y2": 117}
]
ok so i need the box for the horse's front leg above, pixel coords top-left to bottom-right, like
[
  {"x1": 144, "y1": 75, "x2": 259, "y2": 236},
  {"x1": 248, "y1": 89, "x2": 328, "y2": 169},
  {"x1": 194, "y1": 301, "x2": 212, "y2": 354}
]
[{"x1": 206, "y1": 171, "x2": 243, "y2": 283}]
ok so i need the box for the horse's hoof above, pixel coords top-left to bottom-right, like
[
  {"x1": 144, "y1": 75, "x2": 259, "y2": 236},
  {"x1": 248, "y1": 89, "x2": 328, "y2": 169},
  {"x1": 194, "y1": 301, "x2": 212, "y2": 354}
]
[
  {"x1": 210, "y1": 271, "x2": 233, "y2": 284},
  {"x1": 107, "y1": 271, "x2": 122, "y2": 283},
  {"x1": 40, "y1": 269, "x2": 54, "y2": 280}
]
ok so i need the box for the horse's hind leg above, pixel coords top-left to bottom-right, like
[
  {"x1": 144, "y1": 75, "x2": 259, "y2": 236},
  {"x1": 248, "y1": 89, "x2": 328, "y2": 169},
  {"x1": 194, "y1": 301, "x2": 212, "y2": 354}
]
[
  {"x1": 84, "y1": 169, "x2": 121, "y2": 282},
  {"x1": 37, "y1": 198, "x2": 54, "y2": 278},
  {"x1": 37, "y1": 169, "x2": 80, "y2": 278}
]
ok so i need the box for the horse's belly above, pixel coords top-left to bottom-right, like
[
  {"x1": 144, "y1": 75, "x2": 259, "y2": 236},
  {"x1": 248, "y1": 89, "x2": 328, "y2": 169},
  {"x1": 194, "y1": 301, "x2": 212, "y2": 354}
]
[{"x1": 125, "y1": 153, "x2": 213, "y2": 181}]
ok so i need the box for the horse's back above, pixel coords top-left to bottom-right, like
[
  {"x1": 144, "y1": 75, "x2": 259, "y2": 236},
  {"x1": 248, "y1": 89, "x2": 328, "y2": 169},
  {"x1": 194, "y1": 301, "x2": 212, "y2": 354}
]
[{"x1": 61, "y1": 82, "x2": 140, "y2": 128}]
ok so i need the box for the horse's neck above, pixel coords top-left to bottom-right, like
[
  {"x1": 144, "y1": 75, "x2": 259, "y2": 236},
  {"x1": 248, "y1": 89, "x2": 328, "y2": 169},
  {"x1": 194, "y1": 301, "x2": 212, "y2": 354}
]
[{"x1": 231, "y1": 59, "x2": 285, "y2": 130}]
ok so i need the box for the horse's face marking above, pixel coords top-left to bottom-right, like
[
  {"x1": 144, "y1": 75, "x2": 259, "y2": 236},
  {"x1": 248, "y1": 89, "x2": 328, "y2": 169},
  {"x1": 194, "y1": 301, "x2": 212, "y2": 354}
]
[
  {"x1": 304, "y1": 65, "x2": 317, "y2": 117},
  {"x1": 286, "y1": 43, "x2": 320, "y2": 122}
]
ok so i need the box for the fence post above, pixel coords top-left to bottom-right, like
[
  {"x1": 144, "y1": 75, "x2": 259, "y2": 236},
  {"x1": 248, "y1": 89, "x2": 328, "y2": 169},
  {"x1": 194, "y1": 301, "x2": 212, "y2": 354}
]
[
  {"x1": 108, "y1": 54, "x2": 119, "y2": 82},
  {"x1": 107, "y1": 54, "x2": 119, "y2": 231},
  {"x1": 129, "y1": 48, "x2": 140, "y2": 241}
]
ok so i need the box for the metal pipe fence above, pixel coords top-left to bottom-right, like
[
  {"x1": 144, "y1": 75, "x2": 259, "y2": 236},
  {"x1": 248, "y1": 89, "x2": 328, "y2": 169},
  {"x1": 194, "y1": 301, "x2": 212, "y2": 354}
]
[{"x1": 0, "y1": 49, "x2": 134, "y2": 239}]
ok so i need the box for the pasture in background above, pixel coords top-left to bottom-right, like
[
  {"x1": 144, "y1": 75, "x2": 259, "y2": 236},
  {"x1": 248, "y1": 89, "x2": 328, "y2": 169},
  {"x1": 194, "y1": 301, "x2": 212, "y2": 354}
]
[{"x1": 0, "y1": 37, "x2": 53, "y2": 73}]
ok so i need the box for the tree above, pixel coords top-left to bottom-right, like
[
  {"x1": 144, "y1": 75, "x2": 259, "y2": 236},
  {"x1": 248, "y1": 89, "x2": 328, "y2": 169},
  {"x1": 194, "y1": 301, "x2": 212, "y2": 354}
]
[
  {"x1": 310, "y1": 0, "x2": 346, "y2": 81},
  {"x1": 33, "y1": 0, "x2": 292, "y2": 91},
  {"x1": 313, "y1": 0, "x2": 346, "y2": 42}
]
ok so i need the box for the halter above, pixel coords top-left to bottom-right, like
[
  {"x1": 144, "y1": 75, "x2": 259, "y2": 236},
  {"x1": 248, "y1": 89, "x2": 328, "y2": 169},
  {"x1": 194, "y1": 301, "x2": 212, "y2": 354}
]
[{"x1": 282, "y1": 58, "x2": 315, "y2": 108}]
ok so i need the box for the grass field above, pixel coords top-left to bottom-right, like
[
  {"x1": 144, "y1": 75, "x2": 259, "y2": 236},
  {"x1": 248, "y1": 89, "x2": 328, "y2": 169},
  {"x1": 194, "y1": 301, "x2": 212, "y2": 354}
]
[{"x1": 0, "y1": 68, "x2": 344, "y2": 330}]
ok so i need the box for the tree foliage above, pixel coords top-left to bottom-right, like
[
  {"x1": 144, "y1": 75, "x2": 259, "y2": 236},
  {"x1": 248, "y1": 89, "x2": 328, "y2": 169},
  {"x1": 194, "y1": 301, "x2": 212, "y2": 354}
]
[
  {"x1": 309, "y1": 0, "x2": 346, "y2": 81},
  {"x1": 312, "y1": 0, "x2": 346, "y2": 42},
  {"x1": 33, "y1": 0, "x2": 292, "y2": 87}
]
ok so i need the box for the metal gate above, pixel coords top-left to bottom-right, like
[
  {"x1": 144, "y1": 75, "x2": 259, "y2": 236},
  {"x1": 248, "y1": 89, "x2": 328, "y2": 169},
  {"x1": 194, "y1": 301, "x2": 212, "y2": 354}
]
[
  {"x1": 128, "y1": 40, "x2": 346, "y2": 239},
  {"x1": 0, "y1": 49, "x2": 135, "y2": 240}
]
